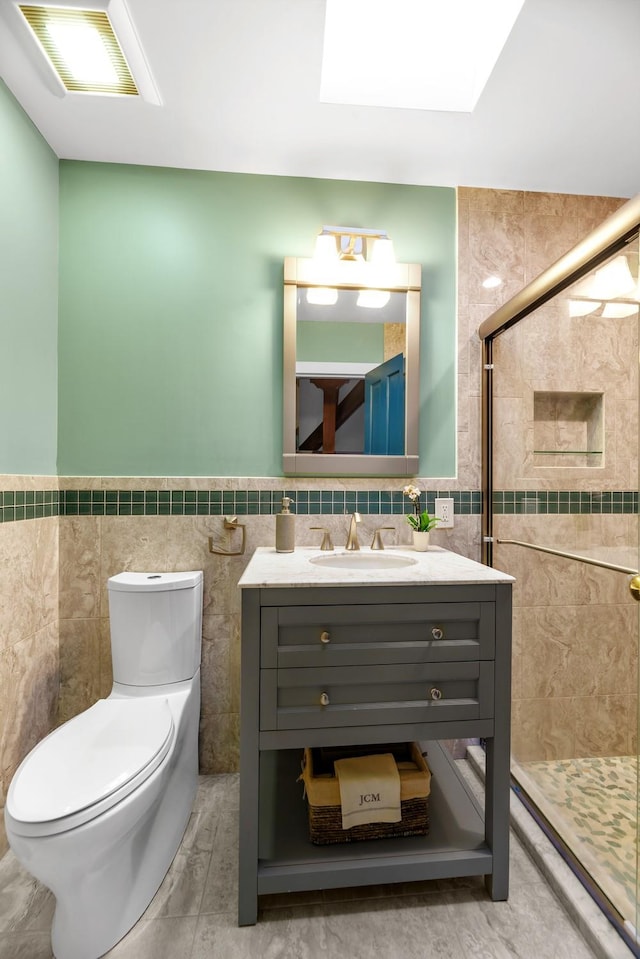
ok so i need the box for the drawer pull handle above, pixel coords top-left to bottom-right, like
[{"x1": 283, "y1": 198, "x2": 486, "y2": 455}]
[
  {"x1": 431, "y1": 626, "x2": 444, "y2": 640},
  {"x1": 430, "y1": 687, "x2": 443, "y2": 701},
  {"x1": 320, "y1": 630, "x2": 331, "y2": 644},
  {"x1": 319, "y1": 691, "x2": 330, "y2": 706}
]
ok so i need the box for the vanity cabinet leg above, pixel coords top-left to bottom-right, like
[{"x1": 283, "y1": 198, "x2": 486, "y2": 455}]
[
  {"x1": 238, "y1": 734, "x2": 259, "y2": 925},
  {"x1": 485, "y1": 583, "x2": 513, "y2": 901},
  {"x1": 238, "y1": 591, "x2": 260, "y2": 926},
  {"x1": 484, "y1": 731, "x2": 511, "y2": 898},
  {"x1": 238, "y1": 733, "x2": 259, "y2": 925},
  {"x1": 238, "y1": 879, "x2": 258, "y2": 926}
]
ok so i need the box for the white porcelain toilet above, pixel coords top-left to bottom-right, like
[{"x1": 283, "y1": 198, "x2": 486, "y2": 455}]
[{"x1": 4, "y1": 570, "x2": 204, "y2": 959}]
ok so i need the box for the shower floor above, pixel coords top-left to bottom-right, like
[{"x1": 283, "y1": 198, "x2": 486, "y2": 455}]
[{"x1": 513, "y1": 755, "x2": 638, "y2": 926}]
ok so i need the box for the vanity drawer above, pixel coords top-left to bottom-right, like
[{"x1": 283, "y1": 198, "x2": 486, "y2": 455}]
[
  {"x1": 260, "y1": 602, "x2": 495, "y2": 669},
  {"x1": 259, "y1": 661, "x2": 494, "y2": 730}
]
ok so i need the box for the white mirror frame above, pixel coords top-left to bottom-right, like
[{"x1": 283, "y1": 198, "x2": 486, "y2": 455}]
[{"x1": 283, "y1": 256, "x2": 421, "y2": 476}]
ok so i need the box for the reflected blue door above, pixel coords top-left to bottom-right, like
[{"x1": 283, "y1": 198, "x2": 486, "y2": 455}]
[{"x1": 364, "y1": 352, "x2": 405, "y2": 455}]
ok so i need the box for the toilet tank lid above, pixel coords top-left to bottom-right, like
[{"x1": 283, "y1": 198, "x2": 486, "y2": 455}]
[{"x1": 108, "y1": 570, "x2": 203, "y2": 592}]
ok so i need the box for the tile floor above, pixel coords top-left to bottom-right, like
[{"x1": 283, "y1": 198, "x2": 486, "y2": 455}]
[
  {"x1": 513, "y1": 756, "x2": 637, "y2": 924},
  {"x1": 0, "y1": 768, "x2": 630, "y2": 959}
]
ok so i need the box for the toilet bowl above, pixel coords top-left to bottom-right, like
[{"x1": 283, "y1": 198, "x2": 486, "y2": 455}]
[{"x1": 4, "y1": 570, "x2": 204, "y2": 959}]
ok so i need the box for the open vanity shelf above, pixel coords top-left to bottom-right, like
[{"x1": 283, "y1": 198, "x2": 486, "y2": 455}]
[
  {"x1": 257, "y1": 741, "x2": 490, "y2": 895},
  {"x1": 238, "y1": 548, "x2": 513, "y2": 925}
]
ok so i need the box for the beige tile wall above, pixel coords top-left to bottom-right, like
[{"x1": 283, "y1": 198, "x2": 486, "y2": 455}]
[
  {"x1": 0, "y1": 476, "x2": 59, "y2": 857},
  {"x1": 495, "y1": 516, "x2": 638, "y2": 762}
]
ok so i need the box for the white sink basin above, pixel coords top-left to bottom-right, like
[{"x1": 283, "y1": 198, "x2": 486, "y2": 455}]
[{"x1": 309, "y1": 552, "x2": 418, "y2": 570}]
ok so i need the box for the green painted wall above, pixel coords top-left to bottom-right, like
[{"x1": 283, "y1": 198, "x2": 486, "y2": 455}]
[
  {"x1": 297, "y1": 320, "x2": 383, "y2": 363},
  {"x1": 0, "y1": 80, "x2": 58, "y2": 475},
  {"x1": 58, "y1": 162, "x2": 456, "y2": 476}
]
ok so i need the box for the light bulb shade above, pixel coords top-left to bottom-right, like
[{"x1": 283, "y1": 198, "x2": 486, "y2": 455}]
[
  {"x1": 357, "y1": 290, "x2": 390, "y2": 309},
  {"x1": 568, "y1": 299, "x2": 600, "y2": 317},
  {"x1": 602, "y1": 301, "x2": 639, "y2": 318},
  {"x1": 313, "y1": 233, "x2": 339, "y2": 263},
  {"x1": 591, "y1": 255, "x2": 635, "y2": 299},
  {"x1": 369, "y1": 237, "x2": 396, "y2": 267},
  {"x1": 306, "y1": 287, "x2": 338, "y2": 306}
]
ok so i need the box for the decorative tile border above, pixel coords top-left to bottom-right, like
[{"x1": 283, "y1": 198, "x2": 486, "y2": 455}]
[
  {"x1": 57, "y1": 488, "x2": 481, "y2": 517},
  {"x1": 492, "y1": 490, "x2": 638, "y2": 514},
  {"x1": 1, "y1": 487, "x2": 638, "y2": 523},
  {"x1": 0, "y1": 488, "x2": 479, "y2": 522},
  {"x1": 0, "y1": 489, "x2": 59, "y2": 522}
]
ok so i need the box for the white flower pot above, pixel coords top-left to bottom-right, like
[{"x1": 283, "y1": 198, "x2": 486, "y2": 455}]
[{"x1": 412, "y1": 531, "x2": 430, "y2": 551}]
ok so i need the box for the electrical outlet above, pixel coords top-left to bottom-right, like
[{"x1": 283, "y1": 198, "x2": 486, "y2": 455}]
[{"x1": 435, "y1": 497, "x2": 454, "y2": 528}]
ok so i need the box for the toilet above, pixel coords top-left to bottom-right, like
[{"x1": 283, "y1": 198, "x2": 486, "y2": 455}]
[{"x1": 4, "y1": 570, "x2": 204, "y2": 959}]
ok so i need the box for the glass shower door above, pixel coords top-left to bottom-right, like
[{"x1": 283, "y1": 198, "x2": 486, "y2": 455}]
[{"x1": 487, "y1": 240, "x2": 640, "y2": 949}]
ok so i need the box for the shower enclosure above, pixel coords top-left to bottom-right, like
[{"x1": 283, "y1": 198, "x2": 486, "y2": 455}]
[{"x1": 479, "y1": 194, "x2": 640, "y2": 952}]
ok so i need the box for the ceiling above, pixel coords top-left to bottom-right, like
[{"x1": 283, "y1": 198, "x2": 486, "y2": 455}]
[{"x1": 1, "y1": 0, "x2": 638, "y2": 198}]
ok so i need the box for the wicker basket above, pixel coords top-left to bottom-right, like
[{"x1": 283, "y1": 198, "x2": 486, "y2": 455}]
[{"x1": 300, "y1": 742, "x2": 431, "y2": 845}]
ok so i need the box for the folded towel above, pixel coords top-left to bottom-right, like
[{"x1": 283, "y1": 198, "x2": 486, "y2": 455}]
[{"x1": 334, "y1": 752, "x2": 401, "y2": 830}]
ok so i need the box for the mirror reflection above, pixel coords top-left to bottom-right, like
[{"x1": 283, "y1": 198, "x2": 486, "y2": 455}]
[
  {"x1": 296, "y1": 288, "x2": 407, "y2": 456},
  {"x1": 283, "y1": 256, "x2": 421, "y2": 476}
]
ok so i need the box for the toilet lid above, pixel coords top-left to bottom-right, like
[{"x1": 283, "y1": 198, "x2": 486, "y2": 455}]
[{"x1": 7, "y1": 698, "x2": 174, "y2": 826}]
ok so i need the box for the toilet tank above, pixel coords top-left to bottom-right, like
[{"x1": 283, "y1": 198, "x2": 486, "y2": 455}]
[{"x1": 107, "y1": 571, "x2": 203, "y2": 686}]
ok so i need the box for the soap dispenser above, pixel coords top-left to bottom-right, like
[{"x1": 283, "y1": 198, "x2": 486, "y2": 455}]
[{"x1": 275, "y1": 496, "x2": 295, "y2": 552}]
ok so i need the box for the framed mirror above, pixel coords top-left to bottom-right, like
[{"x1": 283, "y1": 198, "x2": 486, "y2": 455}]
[{"x1": 283, "y1": 256, "x2": 421, "y2": 475}]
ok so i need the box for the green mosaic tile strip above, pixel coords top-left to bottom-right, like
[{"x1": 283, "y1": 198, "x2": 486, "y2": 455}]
[
  {"x1": 50, "y1": 488, "x2": 640, "y2": 517},
  {"x1": 37, "y1": 488, "x2": 475, "y2": 517},
  {"x1": 54, "y1": 488, "x2": 486, "y2": 518},
  {"x1": 2, "y1": 488, "x2": 638, "y2": 522},
  {"x1": 0, "y1": 490, "x2": 60, "y2": 523},
  {"x1": 492, "y1": 490, "x2": 638, "y2": 514}
]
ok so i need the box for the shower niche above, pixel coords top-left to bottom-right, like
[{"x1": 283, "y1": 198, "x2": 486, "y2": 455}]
[{"x1": 533, "y1": 390, "x2": 604, "y2": 468}]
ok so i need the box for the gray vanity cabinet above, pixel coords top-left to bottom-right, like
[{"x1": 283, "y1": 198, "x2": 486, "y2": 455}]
[{"x1": 238, "y1": 580, "x2": 512, "y2": 926}]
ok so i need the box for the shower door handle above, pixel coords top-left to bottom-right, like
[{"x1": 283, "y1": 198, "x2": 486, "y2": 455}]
[{"x1": 629, "y1": 574, "x2": 640, "y2": 601}]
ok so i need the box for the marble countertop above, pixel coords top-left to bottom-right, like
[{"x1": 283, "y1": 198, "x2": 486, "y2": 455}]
[{"x1": 238, "y1": 546, "x2": 515, "y2": 589}]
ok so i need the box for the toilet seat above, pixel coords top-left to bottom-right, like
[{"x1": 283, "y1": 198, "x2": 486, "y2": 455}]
[{"x1": 6, "y1": 698, "x2": 175, "y2": 837}]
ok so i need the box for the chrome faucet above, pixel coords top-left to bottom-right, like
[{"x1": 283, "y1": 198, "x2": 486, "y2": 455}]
[{"x1": 345, "y1": 512, "x2": 361, "y2": 550}]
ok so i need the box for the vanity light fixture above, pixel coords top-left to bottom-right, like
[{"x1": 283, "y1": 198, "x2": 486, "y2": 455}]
[
  {"x1": 16, "y1": 0, "x2": 160, "y2": 101},
  {"x1": 569, "y1": 298, "x2": 640, "y2": 319},
  {"x1": 312, "y1": 226, "x2": 396, "y2": 267},
  {"x1": 566, "y1": 254, "x2": 639, "y2": 318},
  {"x1": 308, "y1": 226, "x2": 397, "y2": 307}
]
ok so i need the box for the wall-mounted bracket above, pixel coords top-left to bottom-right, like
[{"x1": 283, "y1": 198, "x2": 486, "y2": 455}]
[{"x1": 208, "y1": 516, "x2": 246, "y2": 556}]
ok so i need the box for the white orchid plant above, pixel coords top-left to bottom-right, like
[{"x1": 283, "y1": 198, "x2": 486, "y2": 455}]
[{"x1": 402, "y1": 484, "x2": 440, "y2": 533}]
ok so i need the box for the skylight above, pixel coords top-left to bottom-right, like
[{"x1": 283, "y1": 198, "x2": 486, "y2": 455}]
[{"x1": 320, "y1": 0, "x2": 525, "y2": 113}]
